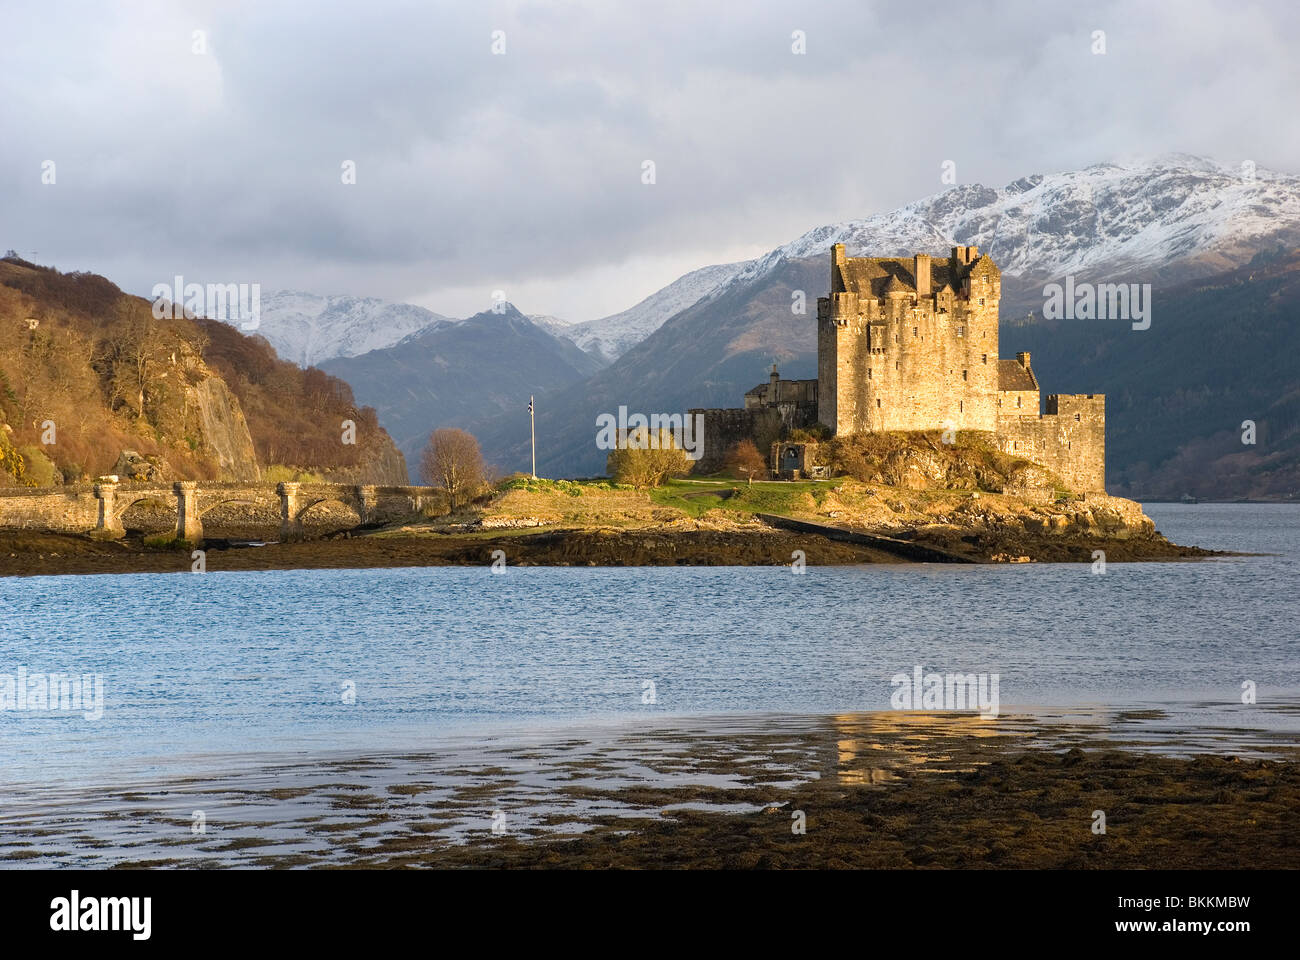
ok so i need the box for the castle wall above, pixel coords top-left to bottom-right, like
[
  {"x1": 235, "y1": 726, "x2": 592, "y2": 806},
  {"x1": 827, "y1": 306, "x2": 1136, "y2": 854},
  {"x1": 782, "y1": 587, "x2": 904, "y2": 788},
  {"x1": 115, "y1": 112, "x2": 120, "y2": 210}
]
[
  {"x1": 689, "y1": 407, "x2": 786, "y2": 474},
  {"x1": 819, "y1": 251, "x2": 1002, "y2": 436},
  {"x1": 997, "y1": 390, "x2": 1039, "y2": 414},
  {"x1": 997, "y1": 394, "x2": 1106, "y2": 492}
]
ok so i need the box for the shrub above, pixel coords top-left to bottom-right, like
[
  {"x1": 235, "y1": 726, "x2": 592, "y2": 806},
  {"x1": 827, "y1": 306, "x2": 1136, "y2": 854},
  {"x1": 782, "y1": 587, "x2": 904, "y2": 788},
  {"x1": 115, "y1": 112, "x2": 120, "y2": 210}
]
[
  {"x1": 17, "y1": 445, "x2": 59, "y2": 486},
  {"x1": 606, "y1": 428, "x2": 691, "y2": 488}
]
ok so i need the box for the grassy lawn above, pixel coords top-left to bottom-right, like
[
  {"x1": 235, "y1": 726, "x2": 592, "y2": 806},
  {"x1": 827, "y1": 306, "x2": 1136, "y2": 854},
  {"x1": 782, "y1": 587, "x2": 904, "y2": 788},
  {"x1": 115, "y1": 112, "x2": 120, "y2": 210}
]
[
  {"x1": 374, "y1": 474, "x2": 1017, "y2": 536},
  {"x1": 649, "y1": 477, "x2": 838, "y2": 518}
]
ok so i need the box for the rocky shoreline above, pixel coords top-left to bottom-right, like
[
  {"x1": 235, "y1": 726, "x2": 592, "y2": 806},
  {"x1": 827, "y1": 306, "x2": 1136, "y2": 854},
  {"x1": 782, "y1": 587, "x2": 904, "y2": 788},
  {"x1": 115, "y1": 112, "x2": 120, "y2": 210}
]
[{"x1": 0, "y1": 517, "x2": 1221, "y2": 578}]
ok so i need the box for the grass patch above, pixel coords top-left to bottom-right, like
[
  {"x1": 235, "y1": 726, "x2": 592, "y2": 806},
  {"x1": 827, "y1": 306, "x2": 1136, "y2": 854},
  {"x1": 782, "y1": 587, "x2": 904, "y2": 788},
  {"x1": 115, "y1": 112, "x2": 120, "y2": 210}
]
[
  {"x1": 142, "y1": 534, "x2": 194, "y2": 550},
  {"x1": 650, "y1": 478, "x2": 837, "y2": 518}
]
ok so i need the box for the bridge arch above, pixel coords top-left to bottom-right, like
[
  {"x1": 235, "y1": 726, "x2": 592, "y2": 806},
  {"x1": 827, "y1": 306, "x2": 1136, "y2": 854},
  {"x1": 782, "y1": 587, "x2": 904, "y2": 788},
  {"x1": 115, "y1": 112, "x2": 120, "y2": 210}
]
[
  {"x1": 116, "y1": 495, "x2": 174, "y2": 535},
  {"x1": 294, "y1": 497, "x2": 362, "y2": 535}
]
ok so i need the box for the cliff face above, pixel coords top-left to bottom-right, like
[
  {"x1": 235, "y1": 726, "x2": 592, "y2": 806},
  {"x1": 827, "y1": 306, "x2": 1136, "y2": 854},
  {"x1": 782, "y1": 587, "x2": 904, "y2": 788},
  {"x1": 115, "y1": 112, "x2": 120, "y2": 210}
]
[
  {"x1": 191, "y1": 378, "x2": 260, "y2": 481},
  {"x1": 0, "y1": 256, "x2": 406, "y2": 486}
]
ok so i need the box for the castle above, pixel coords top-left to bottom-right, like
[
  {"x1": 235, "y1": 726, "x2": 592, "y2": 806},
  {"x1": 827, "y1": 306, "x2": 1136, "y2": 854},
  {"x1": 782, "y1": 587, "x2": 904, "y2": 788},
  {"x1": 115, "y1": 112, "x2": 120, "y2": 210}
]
[{"x1": 691, "y1": 244, "x2": 1106, "y2": 492}]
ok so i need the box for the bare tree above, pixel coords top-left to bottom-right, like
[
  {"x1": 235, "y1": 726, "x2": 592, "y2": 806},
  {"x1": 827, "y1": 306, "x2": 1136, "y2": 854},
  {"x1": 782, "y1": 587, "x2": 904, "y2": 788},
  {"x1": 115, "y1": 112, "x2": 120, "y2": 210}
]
[
  {"x1": 723, "y1": 438, "x2": 767, "y2": 484},
  {"x1": 420, "y1": 427, "x2": 487, "y2": 512},
  {"x1": 106, "y1": 300, "x2": 156, "y2": 419}
]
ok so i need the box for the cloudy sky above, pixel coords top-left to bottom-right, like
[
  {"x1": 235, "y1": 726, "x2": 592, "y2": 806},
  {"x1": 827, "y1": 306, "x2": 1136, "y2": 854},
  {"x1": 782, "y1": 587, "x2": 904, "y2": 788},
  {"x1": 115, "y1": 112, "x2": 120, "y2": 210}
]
[{"x1": 3, "y1": 0, "x2": 1297, "y2": 322}]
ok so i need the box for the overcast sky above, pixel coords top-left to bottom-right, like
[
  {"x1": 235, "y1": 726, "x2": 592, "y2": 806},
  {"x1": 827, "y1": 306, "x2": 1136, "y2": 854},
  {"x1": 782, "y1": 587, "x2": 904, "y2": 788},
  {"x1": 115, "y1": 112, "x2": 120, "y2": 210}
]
[{"x1": 3, "y1": 0, "x2": 1297, "y2": 322}]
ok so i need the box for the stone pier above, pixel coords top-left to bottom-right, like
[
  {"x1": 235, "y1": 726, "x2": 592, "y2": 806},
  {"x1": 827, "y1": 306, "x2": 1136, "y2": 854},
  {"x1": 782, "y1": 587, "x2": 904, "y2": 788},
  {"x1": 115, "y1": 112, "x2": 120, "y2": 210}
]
[
  {"x1": 277, "y1": 481, "x2": 303, "y2": 542},
  {"x1": 174, "y1": 481, "x2": 203, "y2": 544},
  {"x1": 93, "y1": 481, "x2": 124, "y2": 539}
]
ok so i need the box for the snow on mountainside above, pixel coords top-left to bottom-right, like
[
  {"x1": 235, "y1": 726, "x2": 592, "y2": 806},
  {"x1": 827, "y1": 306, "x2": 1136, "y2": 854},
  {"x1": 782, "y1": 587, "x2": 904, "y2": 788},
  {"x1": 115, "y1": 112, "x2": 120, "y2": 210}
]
[
  {"x1": 542, "y1": 156, "x2": 1300, "y2": 361},
  {"x1": 526, "y1": 314, "x2": 576, "y2": 339},
  {"x1": 556, "y1": 261, "x2": 751, "y2": 362},
  {"x1": 734, "y1": 155, "x2": 1300, "y2": 293},
  {"x1": 241, "y1": 291, "x2": 455, "y2": 366}
]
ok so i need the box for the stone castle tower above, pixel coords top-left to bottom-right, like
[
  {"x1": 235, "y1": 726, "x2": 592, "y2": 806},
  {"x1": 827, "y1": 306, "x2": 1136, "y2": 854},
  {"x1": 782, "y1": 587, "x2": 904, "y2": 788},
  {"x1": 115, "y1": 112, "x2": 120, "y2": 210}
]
[
  {"x1": 691, "y1": 244, "x2": 1107, "y2": 492},
  {"x1": 818, "y1": 244, "x2": 1003, "y2": 434}
]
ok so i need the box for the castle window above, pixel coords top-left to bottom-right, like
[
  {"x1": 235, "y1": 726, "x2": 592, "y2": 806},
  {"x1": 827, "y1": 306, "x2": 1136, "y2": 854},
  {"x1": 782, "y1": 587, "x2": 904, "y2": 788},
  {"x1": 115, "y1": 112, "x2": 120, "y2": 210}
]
[
  {"x1": 997, "y1": 398, "x2": 1002, "y2": 407},
  {"x1": 913, "y1": 327, "x2": 918, "y2": 337},
  {"x1": 895, "y1": 361, "x2": 900, "y2": 370},
  {"x1": 978, "y1": 298, "x2": 985, "y2": 306},
  {"x1": 962, "y1": 370, "x2": 968, "y2": 381},
  {"x1": 958, "y1": 325, "x2": 965, "y2": 337},
  {"x1": 982, "y1": 354, "x2": 987, "y2": 363},
  {"x1": 1074, "y1": 413, "x2": 1081, "y2": 421},
  {"x1": 1016, "y1": 397, "x2": 1022, "y2": 408},
  {"x1": 959, "y1": 401, "x2": 963, "y2": 412},
  {"x1": 867, "y1": 368, "x2": 872, "y2": 379},
  {"x1": 876, "y1": 398, "x2": 881, "y2": 408}
]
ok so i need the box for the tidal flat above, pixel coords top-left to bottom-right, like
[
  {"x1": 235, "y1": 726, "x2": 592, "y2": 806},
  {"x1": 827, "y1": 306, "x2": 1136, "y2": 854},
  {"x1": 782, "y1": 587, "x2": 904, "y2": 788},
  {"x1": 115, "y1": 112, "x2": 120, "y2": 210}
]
[{"x1": 2, "y1": 707, "x2": 1296, "y2": 870}]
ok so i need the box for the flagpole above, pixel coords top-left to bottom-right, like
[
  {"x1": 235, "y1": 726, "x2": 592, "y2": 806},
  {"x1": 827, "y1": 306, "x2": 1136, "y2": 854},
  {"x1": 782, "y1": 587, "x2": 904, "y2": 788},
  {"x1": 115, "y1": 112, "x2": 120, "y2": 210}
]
[{"x1": 529, "y1": 395, "x2": 537, "y2": 479}]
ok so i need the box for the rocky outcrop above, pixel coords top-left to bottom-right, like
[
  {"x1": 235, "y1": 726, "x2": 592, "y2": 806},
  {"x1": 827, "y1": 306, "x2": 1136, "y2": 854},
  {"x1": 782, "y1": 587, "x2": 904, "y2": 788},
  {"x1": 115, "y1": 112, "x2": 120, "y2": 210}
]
[
  {"x1": 191, "y1": 378, "x2": 260, "y2": 481},
  {"x1": 113, "y1": 450, "x2": 173, "y2": 482}
]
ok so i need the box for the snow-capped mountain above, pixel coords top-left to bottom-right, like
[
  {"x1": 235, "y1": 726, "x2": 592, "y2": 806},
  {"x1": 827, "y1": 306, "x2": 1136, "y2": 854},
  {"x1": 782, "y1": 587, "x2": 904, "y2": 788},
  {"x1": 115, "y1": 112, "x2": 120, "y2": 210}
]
[
  {"x1": 240, "y1": 291, "x2": 455, "y2": 366},
  {"x1": 555, "y1": 261, "x2": 750, "y2": 362},
  {"x1": 571, "y1": 155, "x2": 1300, "y2": 356},
  {"x1": 729, "y1": 154, "x2": 1300, "y2": 298}
]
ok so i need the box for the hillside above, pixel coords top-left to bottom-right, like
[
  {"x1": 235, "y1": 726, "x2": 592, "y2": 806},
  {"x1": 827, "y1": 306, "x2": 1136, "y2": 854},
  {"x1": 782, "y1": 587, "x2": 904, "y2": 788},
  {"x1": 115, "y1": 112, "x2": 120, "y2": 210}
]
[
  {"x1": 553, "y1": 261, "x2": 750, "y2": 363},
  {"x1": 322, "y1": 304, "x2": 606, "y2": 474},
  {"x1": 1004, "y1": 248, "x2": 1300, "y2": 499},
  {"x1": 0, "y1": 255, "x2": 406, "y2": 486},
  {"x1": 471, "y1": 255, "x2": 822, "y2": 476}
]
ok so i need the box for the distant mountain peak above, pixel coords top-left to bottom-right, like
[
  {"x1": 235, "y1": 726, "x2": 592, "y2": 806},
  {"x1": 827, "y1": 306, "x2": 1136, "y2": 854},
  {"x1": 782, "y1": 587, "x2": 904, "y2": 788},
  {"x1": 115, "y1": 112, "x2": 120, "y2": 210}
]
[{"x1": 228, "y1": 290, "x2": 454, "y2": 367}]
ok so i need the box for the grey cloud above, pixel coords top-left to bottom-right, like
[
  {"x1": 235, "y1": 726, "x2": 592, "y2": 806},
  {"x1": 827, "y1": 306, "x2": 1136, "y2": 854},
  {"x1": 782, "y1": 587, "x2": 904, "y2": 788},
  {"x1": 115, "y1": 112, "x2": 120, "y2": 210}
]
[{"x1": 1, "y1": 0, "x2": 1296, "y2": 322}]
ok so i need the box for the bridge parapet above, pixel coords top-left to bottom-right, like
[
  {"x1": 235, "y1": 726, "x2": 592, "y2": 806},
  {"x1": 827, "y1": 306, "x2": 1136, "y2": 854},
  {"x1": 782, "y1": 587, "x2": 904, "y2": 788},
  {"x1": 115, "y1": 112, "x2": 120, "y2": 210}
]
[{"x1": 1, "y1": 481, "x2": 440, "y2": 542}]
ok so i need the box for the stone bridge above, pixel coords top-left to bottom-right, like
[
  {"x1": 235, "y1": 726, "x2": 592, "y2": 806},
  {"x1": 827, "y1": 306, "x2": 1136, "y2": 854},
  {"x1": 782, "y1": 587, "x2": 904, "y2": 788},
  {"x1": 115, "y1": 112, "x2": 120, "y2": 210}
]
[{"x1": 0, "y1": 480, "x2": 440, "y2": 544}]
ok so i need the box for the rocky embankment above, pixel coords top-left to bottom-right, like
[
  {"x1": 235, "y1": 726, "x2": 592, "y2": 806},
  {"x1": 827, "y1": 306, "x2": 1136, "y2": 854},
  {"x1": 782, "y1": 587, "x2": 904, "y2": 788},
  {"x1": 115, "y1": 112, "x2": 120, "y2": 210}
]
[{"x1": 876, "y1": 490, "x2": 1209, "y2": 562}]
